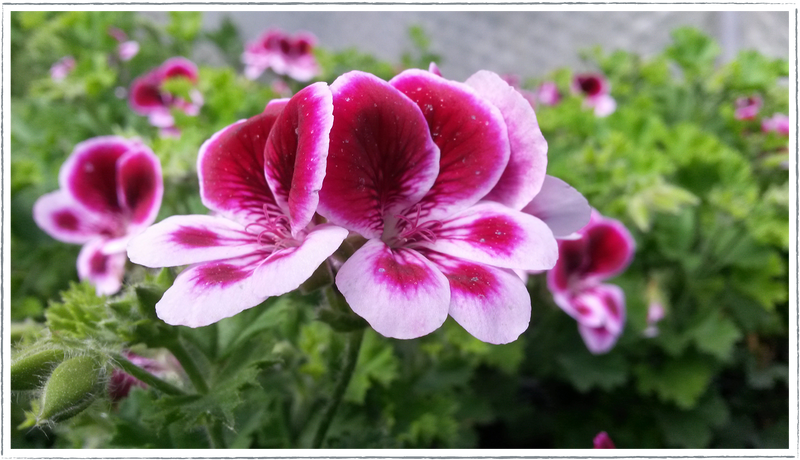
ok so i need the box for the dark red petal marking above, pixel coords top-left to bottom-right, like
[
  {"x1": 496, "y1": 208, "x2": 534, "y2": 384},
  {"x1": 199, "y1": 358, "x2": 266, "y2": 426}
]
[
  {"x1": 319, "y1": 71, "x2": 439, "y2": 239},
  {"x1": 584, "y1": 222, "x2": 633, "y2": 279},
  {"x1": 171, "y1": 226, "x2": 220, "y2": 247},
  {"x1": 198, "y1": 106, "x2": 285, "y2": 222},
  {"x1": 462, "y1": 214, "x2": 521, "y2": 258},
  {"x1": 62, "y1": 137, "x2": 131, "y2": 215},
  {"x1": 129, "y1": 75, "x2": 165, "y2": 114},
  {"x1": 117, "y1": 149, "x2": 162, "y2": 226},
  {"x1": 89, "y1": 250, "x2": 108, "y2": 275},
  {"x1": 54, "y1": 211, "x2": 80, "y2": 231},
  {"x1": 439, "y1": 258, "x2": 497, "y2": 301},
  {"x1": 160, "y1": 57, "x2": 198, "y2": 83},
  {"x1": 374, "y1": 247, "x2": 433, "y2": 291},
  {"x1": 391, "y1": 70, "x2": 509, "y2": 219},
  {"x1": 193, "y1": 261, "x2": 251, "y2": 287},
  {"x1": 548, "y1": 238, "x2": 586, "y2": 292}
]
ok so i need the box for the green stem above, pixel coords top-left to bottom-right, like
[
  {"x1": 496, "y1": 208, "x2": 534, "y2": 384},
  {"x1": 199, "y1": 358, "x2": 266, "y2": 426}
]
[
  {"x1": 166, "y1": 338, "x2": 209, "y2": 394},
  {"x1": 111, "y1": 353, "x2": 185, "y2": 396},
  {"x1": 311, "y1": 327, "x2": 364, "y2": 448},
  {"x1": 205, "y1": 419, "x2": 227, "y2": 449}
]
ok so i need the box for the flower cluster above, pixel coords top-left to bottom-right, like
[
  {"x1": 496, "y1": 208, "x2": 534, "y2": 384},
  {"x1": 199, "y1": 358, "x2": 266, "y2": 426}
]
[
  {"x1": 129, "y1": 57, "x2": 204, "y2": 136},
  {"x1": 547, "y1": 210, "x2": 634, "y2": 353},
  {"x1": 127, "y1": 67, "x2": 592, "y2": 344},
  {"x1": 33, "y1": 136, "x2": 163, "y2": 295},
  {"x1": 734, "y1": 94, "x2": 762, "y2": 120},
  {"x1": 572, "y1": 73, "x2": 616, "y2": 117},
  {"x1": 761, "y1": 112, "x2": 789, "y2": 136},
  {"x1": 242, "y1": 29, "x2": 320, "y2": 82}
]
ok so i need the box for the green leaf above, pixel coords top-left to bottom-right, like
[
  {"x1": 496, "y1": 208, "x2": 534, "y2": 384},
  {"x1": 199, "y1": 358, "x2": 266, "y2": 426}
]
[
  {"x1": 557, "y1": 349, "x2": 629, "y2": 392},
  {"x1": 687, "y1": 313, "x2": 742, "y2": 361},
  {"x1": 634, "y1": 353, "x2": 714, "y2": 409},
  {"x1": 345, "y1": 329, "x2": 399, "y2": 404}
]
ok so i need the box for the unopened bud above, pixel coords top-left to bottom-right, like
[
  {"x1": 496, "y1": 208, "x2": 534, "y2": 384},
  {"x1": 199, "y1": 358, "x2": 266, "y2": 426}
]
[
  {"x1": 11, "y1": 348, "x2": 65, "y2": 393},
  {"x1": 38, "y1": 355, "x2": 104, "y2": 425}
]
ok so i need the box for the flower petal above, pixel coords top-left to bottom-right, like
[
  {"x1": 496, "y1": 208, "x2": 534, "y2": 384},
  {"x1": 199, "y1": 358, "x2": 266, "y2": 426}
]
[
  {"x1": 265, "y1": 82, "x2": 334, "y2": 234},
  {"x1": 197, "y1": 101, "x2": 287, "y2": 226},
  {"x1": 578, "y1": 322, "x2": 619, "y2": 355},
  {"x1": 419, "y1": 202, "x2": 558, "y2": 271},
  {"x1": 129, "y1": 74, "x2": 164, "y2": 115},
  {"x1": 465, "y1": 70, "x2": 548, "y2": 210},
  {"x1": 582, "y1": 218, "x2": 635, "y2": 281},
  {"x1": 127, "y1": 215, "x2": 261, "y2": 268},
  {"x1": 318, "y1": 71, "x2": 440, "y2": 239},
  {"x1": 572, "y1": 284, "x2": 626, "y2": 354},
  {"x1": 33, "y1": 191, "x2": 105, "y2": 244},
  {"x1": 427, "y1": 252, "x2": 531, "y2": 344},
  {"x1": 159, "y1": 57, "x2": 198, "y2": 83},
  {"x1": 546, "y1": 237, "x2": 586, "y2": 293},
  {"x1": 391, "y1": 69, "x2": 510, "y2": 220},
  {"x1": 155, "y1": 223, "x2": 348, "y2": 327},
  {"x1": 335, "y1": 238, "x2": 450, "y2": 339},
  {"x1": 117, "y1": 147, "x2": 163, "y2": 229},
  {"x1": 522, "y1": 175, "x2": 590, "y2": 238},
  {"x1": 77, "y1": 239, "x2": 127, "y2": 296},
  {"x1": 59, "y1": 136, "x2": 134, "y2": 216}
]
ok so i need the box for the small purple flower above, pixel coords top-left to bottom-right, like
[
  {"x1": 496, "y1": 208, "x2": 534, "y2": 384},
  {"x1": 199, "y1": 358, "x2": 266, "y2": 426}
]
[
  {"x1": 572, "y1": 73, "x2": 616, "y2": 117},
  {"x1": 593, "y1": 432, "x2": 616, "y2": 449},
  {"x1": 50, "y1": 56, "x2": 76, "y2": 81},
  {"x1": 735, "y1": 95, "x2": 762, "y2": 120},
  {"x1": 128, "y1": 83, "x2": 347, "y2": 327},
  {"x1": 108, "y1": 27, "x2": 139, "y2": 62},
  {"x1": 129, "y1": 57, "x2": 203, "y2": 133},
  {"x1": 762, "y1": 113, "x2": 789, "y2": 136},
  {"x1": 547, "y1": 210, "x2": 635, "y2": 354},
  {"x1": 33, "y1": 136, "x2": 163, "y2": 295}
]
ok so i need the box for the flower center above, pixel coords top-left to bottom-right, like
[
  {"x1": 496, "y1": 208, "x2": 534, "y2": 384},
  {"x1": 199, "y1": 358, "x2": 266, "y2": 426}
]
[
  {"x1": 388, "y1": 204, "x2": 442, "y2": 248},
  {"x1": 245, "y1": 204, "x2": 301, "y2": 251}
]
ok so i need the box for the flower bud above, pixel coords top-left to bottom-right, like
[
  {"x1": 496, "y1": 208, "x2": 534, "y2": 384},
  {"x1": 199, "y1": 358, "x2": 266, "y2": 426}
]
[
  {"x1": 38, "y1": 355, "x2": 104, "y2": 425},
  {"x1": 11, "y1": 348, "x2": 66, "y2": 392}
]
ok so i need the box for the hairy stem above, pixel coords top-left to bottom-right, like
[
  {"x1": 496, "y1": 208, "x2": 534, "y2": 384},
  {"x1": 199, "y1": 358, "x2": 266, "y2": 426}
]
[
  {"x1": 311, "y1": 327, "x2": 364, "y2": 448},
  {"x1": 111, "y1": 353, "x2": 185, "y2": 396},
  {"x1": 166, "y1": 338, "x2": 209, "y2": 394}
]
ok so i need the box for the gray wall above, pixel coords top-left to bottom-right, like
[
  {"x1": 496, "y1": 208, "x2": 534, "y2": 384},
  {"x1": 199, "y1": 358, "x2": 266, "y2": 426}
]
[{"x1": 199, "y1": 11, "x2": 790, "y2": 81}]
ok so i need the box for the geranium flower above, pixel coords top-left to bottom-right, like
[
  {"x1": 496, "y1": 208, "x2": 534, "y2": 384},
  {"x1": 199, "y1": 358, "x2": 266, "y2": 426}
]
[
  {"x1": 33, "y1": 136, "x2": 163, "y2": 295},
  {"x1": 242, "y1": 29, "x2": 320, "y2": 82},
  {"x1": 317, "y1": 70, "x2": 558, "y2": 344},
  {"x1": 593, "y1": 431, "x2": 616, "y2": 449},
  {"x1": 734, "y1": 95, "x2": 762, "y2": 120},
  {"x1": 108, "y1": 27, "x2": 139, "y2": 61},
  {"x1": 127, "y1": 83, "x2": 348, "y2": 327},
  {"x1": 547, "y1": 210, "x2": 634, "y2": 353},
  {"x1": 535, "y1": 81, "x2": 561, "y2": 106},
  {"x1": 762, "y1": 113, "x2": 789, "y2": 135},
  {"x1": 572, "y1": 73, "x2": 616, "y2": 117},
  {"x1": 50, "y1": 56, "x2": 76, "y2": 81},
  {"x1": 129, "y1": 57, "x2": 203, "y2": 134}
]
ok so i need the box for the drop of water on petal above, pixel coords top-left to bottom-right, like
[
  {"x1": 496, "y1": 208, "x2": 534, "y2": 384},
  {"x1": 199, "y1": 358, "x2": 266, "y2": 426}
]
[
  {"x1": 470, "y1": 276, "x2": 479, "y2": 282},
  {"x1": 378, "y1": 268, "x2": 385, "y2": 273},
  {"x1": 480, "y1": 238, "x2": 485, "y2": 243}
]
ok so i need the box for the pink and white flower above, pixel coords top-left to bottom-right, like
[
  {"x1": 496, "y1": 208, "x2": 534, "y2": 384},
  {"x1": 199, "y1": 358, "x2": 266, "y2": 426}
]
[
  {"x1": 242, "y1": 29, "x2": 320, "y2": 82},
  {"x1": 642, "y1": 302, "x2": 665, "y2": 338},
  {"x1": 318, "y1": 69, "x2": 558, "y2": 344},
  {"x1": 109, "y1": 351, "x2": 180, "y2": 402},
  {"x1": 33, "y1": 136, "x2": 163, "y2": 295},
  {"x1": 762, "y1": 113, "x2": 789, "y2": 136},
  {"x1": 129, "y1": 57, "x2": 203, "y2": 134},
  {"x1": 108, "y1": 27, "x2": 139, "y2": 61},
  {"x1": 50, "y1": 56, "x2": 76, "y2": 81},
  {"x1": 734, "y1": 95, "x2": 762, "y2": 120},
  {"x1": 128, "y1": 83, "x2": 348, "y2": 327},
  {"x1": 547, "y1": 210, "x2": 635, "y2": 354},
  {"x1": 572, "y1": 73, "x2": 616, "y2": 117},
  {"x1": 535, "y1": 81, "x2": 561, "y2": 106}
]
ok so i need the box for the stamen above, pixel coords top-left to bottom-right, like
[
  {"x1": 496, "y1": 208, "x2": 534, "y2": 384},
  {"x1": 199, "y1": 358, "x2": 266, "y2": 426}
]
[{"x1": 391, "y1": 204, "x2": 442, "y2": 247}]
